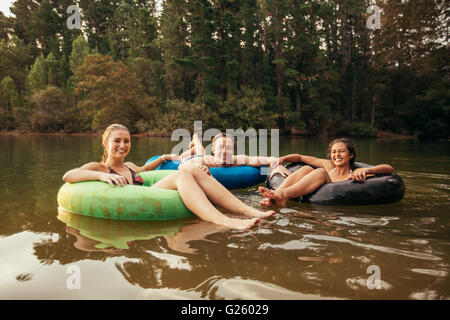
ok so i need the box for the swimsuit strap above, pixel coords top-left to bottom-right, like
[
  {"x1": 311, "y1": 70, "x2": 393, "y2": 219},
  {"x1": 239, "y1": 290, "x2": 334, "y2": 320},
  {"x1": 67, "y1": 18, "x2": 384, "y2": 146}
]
[
  {"x1": 109, "y1": 165, "x2": 144, "y2": 185},
  {"x1": 329, "y1": 167, "x2": 352, "y2": 176}
]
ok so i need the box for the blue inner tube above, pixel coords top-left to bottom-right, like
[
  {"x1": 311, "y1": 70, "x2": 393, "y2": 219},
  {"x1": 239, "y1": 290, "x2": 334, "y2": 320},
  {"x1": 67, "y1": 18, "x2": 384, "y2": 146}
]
[
  {"x1": 146, "y1": 155, "x2": 267, "y2": 190},
  {"x1": 267, "y1": 162, "x2": 405, "y2": 205}
]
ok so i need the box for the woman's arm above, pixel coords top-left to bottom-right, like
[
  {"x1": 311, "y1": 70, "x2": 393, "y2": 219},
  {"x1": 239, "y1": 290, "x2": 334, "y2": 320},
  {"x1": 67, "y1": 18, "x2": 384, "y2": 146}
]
[
  {"x1": 62, "y1": 162, "x2": 128, "y2": 186},
  {"x1": 351, "y1": 164, "x2": 394, "y2": 182},
  {"x1": 275, "y1": 154, "x2": 327, "y2": 168},
  {"x1": 137, "y1": 154, "x2": 180, "y2": 172},
  {"x1": 234, "y1": 155, "x2": 277, "y2": 167},
  {"x1": 269, "y1": 164, "x2": 292, "y2": 178}
]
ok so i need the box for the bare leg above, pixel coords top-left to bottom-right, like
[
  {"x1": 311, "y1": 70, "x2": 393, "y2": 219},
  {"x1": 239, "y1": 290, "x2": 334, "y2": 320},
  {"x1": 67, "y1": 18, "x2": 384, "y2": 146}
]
[
  {"x1": 259, "y1": 168, "x2": 331, "y2": 207},
  {"x1": 179, "y1": 134, "x2": 206, "y2": 160},
  {"x1": 261, "y1": 166, "x2": 314, "y2": 206},
  {"x1": 179, "y1": 147, "x2": 195, "y2": 159},
  {"x1": 191, "y1": 133, "x2": 205, "y2": 156},
  {"x1": 151, "y1": 170, "x2": 259, "y2": 230},
  {"x1": 184, "y1": 166, "x2": 275, "y2": 218},
  {"x1": 278, "y1": 166, "x2": 314, "y2": 189}
]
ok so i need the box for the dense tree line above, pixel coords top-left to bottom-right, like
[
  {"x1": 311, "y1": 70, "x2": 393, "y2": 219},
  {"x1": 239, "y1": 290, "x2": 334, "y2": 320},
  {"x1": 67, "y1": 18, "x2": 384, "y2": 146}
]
[{"x1": 0, "y1": 0, "x2": 448, "y2": 137}]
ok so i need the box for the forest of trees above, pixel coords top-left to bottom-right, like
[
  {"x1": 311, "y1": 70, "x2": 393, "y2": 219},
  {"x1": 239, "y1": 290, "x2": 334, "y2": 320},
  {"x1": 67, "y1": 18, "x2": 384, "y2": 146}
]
[{"x1": 0, "y1": 0, "x2": 448, "y2": 137}]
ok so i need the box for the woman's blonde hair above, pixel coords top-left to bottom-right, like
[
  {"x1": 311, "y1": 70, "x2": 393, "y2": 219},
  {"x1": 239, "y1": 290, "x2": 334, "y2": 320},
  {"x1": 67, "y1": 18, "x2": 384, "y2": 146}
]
[{"x1": 101, "y1": 124, "x2": 130, "y2": 163}]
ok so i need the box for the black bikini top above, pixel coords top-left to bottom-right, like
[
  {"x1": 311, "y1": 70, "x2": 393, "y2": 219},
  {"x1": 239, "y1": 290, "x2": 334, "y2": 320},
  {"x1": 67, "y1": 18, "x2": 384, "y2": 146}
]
[{"x1": 109, "y1": 166, "x2": 144, "y2": 186}]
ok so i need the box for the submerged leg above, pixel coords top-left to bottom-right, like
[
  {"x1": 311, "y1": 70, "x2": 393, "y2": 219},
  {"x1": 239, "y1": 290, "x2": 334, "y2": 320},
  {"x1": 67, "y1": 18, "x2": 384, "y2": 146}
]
[
  {"x1": 259, "y1": 168, "x2": 331, "y2": 207},
  {"x1": 151, "y1": 170, "x2": 259, "y2": 230}
]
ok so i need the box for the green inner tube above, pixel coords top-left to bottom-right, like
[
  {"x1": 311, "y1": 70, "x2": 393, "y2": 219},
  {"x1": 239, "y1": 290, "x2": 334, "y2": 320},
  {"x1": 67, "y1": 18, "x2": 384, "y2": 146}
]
[{"x1": 57, "y1": 170, "x2": 194, "y2": 221}]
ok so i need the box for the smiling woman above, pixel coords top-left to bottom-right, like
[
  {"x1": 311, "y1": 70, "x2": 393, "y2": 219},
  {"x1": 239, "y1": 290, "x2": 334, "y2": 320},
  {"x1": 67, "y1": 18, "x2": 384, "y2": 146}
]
[
  {"x1": 259, "y1": 138, "x2": 396, "y2": 207},
  {"x1": 61, "y1": 124, "x2": 275, "y2": 229}
]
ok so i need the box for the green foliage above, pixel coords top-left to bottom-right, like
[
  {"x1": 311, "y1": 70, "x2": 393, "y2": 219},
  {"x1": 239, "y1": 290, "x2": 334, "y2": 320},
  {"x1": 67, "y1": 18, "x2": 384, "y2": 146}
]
[
  {"x1": 30, "y1": 85, "x2": 66, "y2": 132},
  {"x1": 74, "y1": 54, "x2": 150, "y2": 132},
  {"x1": 0, "y1": 76, "x2": 20, "y2": 129},
  {"x1": 0, "y1": 76, "x2": 20, "y2": 113},
  {"x1": 27, "y1": 54, "x2": 47, "y2": 94},
  {"x1": 149, "y1": 99, "x2": 211, "y2": 136},
  {"x1": 218, "y1": 87, "x2": 278, "y2": 130},
  {"x1": 0, "y1": 0, "x2": 446, "y2": 138},
  {"x1": 69, "y1": 35, "x2": 91, "y2": 74}
]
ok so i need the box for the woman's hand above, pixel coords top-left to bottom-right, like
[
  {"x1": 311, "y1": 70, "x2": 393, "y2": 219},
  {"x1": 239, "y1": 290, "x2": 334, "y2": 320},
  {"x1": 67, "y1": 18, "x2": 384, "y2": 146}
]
[
  {"x1": 350, "y1": 168, "x2": 371, "y2": 182},
  {"x1": 270, "y1": 157, "x2": 284, "y2": 169},
  {"x1": 179, "y1": 161, "x2": 211, "y2": 176},
  {"x1": 269, "y1": 165, "x2": 291, "y2": 179},
  {"x1": 162, "y1": 154, "x2": 180, "y2": 161},
  {"x1": 99, "y1": 172, "x2": 129, "y2": 187}
]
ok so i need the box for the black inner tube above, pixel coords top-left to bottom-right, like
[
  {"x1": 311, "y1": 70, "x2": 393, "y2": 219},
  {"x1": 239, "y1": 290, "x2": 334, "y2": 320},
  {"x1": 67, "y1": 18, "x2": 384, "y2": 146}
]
[{"x1": 267, "y1": 162, "x2": 405, "y2": 205}]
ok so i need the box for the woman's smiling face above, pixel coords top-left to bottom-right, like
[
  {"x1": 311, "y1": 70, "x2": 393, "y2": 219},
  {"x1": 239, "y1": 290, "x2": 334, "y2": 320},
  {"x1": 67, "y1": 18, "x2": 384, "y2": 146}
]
[
  {"x1": 330, "y1": 142, "x2": 354, "y2": 167},
  {"x1": 106, "y1": 130, "x2": 131, "y2": 160}
]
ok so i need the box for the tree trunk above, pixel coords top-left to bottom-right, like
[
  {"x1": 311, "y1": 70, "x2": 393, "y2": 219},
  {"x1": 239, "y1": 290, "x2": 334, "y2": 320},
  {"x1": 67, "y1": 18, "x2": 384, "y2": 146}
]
[
  {"x1": 295, "y1": 86, "x2": 301, "y2": 112},
  {"x1": 371, "y1": 95, "x2": 376, "y2": 126}
]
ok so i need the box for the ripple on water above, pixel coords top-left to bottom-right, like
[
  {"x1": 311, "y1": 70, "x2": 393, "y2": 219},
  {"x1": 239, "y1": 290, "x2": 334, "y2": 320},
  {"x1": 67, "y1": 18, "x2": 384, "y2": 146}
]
[
  {"x1": 303, "y1": 234, "x2": 442, "y2": 261},
  {"x1": 409, "y1": 290, "x2": 449, "y2": 300},
  {"x1": 279, "y1": 208, "x2": 299, "y2": 214},
  {"x1": 408, "y1": 239, "x2": 430, "y2": 245},
  {"x1": 259, "y1": 240, "x2": 322, "y2": 251},
  {"x1": 410, "y1": 269, "x2": 449, "y2": 278},
  {"x1": 195, "y1": 277, "x2": 342, "y2": 300},
  {"x1": 275, "y1": 218, "x2": 290, "y2": 227},
  {"x1": 145, "y1": 250, "x2": 192, "y2": 271},
  {"x1": 346, "y1": 277, "x2": 393, "y2": 291},
  {"x1": 331, "y1": 216, "x2": 398, "y2": 227}
]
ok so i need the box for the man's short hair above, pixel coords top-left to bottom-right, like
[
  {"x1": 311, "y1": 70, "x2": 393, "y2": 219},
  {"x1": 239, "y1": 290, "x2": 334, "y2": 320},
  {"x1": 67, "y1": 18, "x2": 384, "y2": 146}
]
[{"x1": 212, "y1": 132, "x2": 235, "y2": 145}]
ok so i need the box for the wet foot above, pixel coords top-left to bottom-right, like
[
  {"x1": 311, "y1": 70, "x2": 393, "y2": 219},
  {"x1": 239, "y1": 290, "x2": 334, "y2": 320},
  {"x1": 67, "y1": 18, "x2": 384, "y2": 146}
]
[
  {"x1": 221, "y1": 217, "x2": 259, "y2": 230},
  {"x1": 242, "y1": 206, "x2": 276, "y2": 218},
  {"x1": 258, "y1": 187, "x2": 288, "y2": 207}
]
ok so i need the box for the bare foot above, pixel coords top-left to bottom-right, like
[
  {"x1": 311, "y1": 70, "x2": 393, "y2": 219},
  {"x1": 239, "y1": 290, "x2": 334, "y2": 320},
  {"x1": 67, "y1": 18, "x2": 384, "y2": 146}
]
[
  {"x1": 242, "y1": 206, "x2": 276, "y2": 218},
  {"x1": 259, "y1": 197, "x2": 275, "y2": 208},
  {"x1": 258, "y1": 187, "x2": 288, "y2": 207},
  {"x1": 221, "y1": 217, "x2": 259, "y2": 230}
]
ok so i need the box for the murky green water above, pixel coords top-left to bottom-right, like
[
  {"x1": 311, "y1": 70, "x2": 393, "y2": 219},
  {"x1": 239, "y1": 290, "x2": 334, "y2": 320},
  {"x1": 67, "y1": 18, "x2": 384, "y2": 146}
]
[{"x1": 0, "y1": 134, "x2": 449, "y2": 299}]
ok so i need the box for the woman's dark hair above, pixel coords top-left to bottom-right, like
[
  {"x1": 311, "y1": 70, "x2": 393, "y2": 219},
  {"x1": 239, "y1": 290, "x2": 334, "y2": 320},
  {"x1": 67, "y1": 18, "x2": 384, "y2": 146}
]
[{"x1": 326, "y1": 138, "x2": 357, "y2": 168}]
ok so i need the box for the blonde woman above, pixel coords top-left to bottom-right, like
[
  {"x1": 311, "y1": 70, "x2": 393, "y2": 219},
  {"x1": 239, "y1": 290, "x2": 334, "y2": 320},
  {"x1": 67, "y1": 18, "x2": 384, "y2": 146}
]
[{"x1": 63, "y1": 124, "x2": 275, "y2": 230}]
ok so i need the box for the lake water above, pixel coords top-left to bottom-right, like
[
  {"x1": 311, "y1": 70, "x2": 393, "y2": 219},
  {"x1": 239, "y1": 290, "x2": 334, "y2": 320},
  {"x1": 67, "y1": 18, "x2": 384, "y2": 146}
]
[{"x1": 0, "y1": 134, "x2": 449, "y2": 299}]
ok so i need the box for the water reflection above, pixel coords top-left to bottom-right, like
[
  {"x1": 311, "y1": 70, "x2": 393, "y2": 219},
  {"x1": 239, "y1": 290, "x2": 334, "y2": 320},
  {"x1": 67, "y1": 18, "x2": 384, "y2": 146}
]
[{"x1": 57, "y1": 208, "x2": 192, "y2": 253}]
